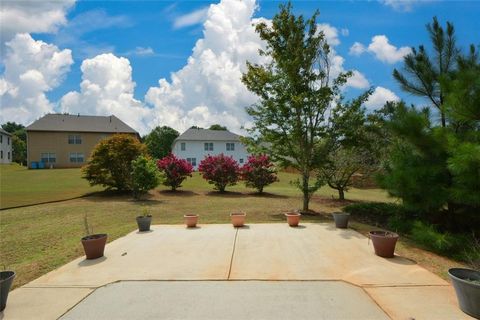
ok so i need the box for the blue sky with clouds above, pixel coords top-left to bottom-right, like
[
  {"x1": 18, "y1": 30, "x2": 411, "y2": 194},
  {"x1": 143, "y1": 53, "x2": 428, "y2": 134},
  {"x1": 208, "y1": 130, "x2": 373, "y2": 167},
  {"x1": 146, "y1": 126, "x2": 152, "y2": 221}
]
[{"x1": 1, "y1": 0, "x2": 479, "y2": 134}]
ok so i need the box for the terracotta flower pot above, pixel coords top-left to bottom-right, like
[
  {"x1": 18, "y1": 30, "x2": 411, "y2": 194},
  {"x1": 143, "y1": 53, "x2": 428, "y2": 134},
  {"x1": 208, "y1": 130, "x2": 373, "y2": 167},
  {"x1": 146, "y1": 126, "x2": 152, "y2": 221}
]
[
  {"x1": 230, "y1": 212, "x2": 246, "y2": 227},
  {"x1": 0, "y1": 271, "x2": 15, "y2": 312},
  {"x1": 184, "y1": 214, "x2": 198, "y2": 228},
  {"x1": 285, "y1": 213, "x2": 301, "y2": 227},
  {"x1": 448, "y1": 268, "x2": 480, "y2": 318},
  {"x1": 81, "y1": 234, "x2": 107, "y2": 259},
  {"x1": 136, "y1": 215, "x2": 152, "y2": 232},
  {"x1": 369, "y1": 231, "x2": 398, "y2": 258}
]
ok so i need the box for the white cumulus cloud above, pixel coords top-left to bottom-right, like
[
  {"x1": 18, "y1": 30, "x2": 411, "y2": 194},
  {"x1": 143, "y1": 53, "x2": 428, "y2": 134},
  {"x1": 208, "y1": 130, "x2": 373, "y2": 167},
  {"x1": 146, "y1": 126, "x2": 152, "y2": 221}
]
[
  {"x1": 364, "y1": 86, "x2": 400, "y2": 110},
  {"x1": 0, "y1": 0, "x2": 75, "y2": 52},
  {"x1": 0, "y1": 34, "x2": 73, "y2": 124},
  {"x1": 60, "y1": 53, "x2": 151, "y2": 134},
  {"x1": 349, "y1": 35, "x2": 411, "y2": 64}
]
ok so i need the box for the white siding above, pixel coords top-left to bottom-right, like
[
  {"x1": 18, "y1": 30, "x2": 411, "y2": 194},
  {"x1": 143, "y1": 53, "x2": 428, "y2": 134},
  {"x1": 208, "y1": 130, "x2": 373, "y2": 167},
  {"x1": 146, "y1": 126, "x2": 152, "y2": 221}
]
[
  {"x1": 172, "y1": 140, "x2": 249, "y2": 169},
  {"x1": 0, "y1": 132, "x2": 12, "y2": 164}
]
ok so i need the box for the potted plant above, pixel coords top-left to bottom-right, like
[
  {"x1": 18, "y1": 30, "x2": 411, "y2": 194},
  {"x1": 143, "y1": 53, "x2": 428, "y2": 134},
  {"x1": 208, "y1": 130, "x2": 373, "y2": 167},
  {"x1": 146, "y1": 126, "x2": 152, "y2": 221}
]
[
  {"x1": 136, "y1": 208, "x2": 152, "y2": 232},
  {"x1": 0, "y1": 270, "x2": 15, "y2": 311},
  {"x1": 285, "y1": 212, "x2": 301, "y2": 227},
  {"x1": 369, "y1": 230, "x2": 398, "y2": 258},
  {"x1": 230, "y1": 212, "x2": 246, "y2": 227},
  {"x1": 448, "y1": 239, "x2": 480, "y2": 318},
  {"x1": 332, "y1": 211, "x2": 350, "y2": 228},
  {"x1": 184, "y1": 214, "x2": 199, "y2": 228},
  {"x1": 81, "y1": 214, "x2": 107, "y2": 260}
]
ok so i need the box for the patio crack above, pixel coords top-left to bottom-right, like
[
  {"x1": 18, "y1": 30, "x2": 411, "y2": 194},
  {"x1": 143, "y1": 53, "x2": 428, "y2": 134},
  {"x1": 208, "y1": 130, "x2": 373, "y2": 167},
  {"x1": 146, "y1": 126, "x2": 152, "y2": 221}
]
[{"x1": 227, "y1": 227, "x2": 239, "y2": 279}]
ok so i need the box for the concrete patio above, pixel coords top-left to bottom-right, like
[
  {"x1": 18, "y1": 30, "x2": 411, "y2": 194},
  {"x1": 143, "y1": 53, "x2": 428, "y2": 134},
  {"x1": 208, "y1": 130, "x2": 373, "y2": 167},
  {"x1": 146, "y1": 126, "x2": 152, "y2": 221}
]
[{"x1": 2, "y1": 223, "x2": 472, "y2": 319}]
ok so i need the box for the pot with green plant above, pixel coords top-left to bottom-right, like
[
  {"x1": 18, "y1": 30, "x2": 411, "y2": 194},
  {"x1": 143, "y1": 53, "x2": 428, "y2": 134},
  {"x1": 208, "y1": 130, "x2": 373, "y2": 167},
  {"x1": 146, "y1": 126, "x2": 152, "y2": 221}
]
[
  {"x1": 448, "y1": 238, "x2": 480, "y2": 318},
  {"x1": 136, "y1": 208, "x2": 152, "y2": 232},
  {"x1": 81, "y1": 214, "x2": 107, "y2": 260},
  {"x1": 0, "y1": 269, "x2": 15, "y2": 311},
  {"x1": 369, "y1": 230, "x2": 398, "y2": 258}
]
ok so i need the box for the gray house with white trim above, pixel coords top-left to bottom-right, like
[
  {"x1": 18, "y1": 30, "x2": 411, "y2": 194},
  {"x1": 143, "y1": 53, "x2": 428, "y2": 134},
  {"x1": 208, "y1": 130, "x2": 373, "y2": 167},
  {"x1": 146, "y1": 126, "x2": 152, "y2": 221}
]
[{"x1": 172, "y1": 128, "x2": 249, "y2": 169}]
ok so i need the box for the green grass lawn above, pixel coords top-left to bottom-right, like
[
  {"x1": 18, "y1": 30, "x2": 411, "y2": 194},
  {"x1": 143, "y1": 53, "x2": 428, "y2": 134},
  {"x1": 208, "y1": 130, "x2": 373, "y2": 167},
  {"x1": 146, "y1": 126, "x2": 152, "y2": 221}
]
[
  {"x1": 0, "y1": 164, "x2": 102, "y2": 209},
  {"x1": 0, "y1": 166, "x2": 464, "y2": 289}
]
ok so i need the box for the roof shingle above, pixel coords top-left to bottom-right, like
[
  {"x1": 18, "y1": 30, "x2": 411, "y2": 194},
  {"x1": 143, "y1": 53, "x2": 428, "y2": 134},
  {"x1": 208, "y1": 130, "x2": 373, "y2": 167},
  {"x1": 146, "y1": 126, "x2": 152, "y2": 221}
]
[{"x1": 26, "y1": 114, "x2": 138, "y2": 134}]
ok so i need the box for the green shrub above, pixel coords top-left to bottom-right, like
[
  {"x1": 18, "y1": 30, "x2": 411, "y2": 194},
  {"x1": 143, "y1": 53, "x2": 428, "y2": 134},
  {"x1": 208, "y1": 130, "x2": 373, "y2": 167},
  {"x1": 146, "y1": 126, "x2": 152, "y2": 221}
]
[
  {"x1": 387, "y1": 214, "x2": 413, "y2": 234},
  {"x1": 343, "y1": 202, "x2": 409, "y2": 225},
  {"x1": 410, "y1": 221, "x2": 469, "y2": 256},
  {"x1": 131, "y1": 156, "x2": 162, "y2": 200}
]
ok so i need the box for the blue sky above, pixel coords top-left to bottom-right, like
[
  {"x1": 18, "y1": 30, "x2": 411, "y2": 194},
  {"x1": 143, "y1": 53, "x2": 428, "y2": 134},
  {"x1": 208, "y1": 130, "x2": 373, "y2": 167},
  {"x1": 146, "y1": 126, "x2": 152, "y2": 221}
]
[{"x1": 1, "y1": 0, "x2": 479, "y2": 133}]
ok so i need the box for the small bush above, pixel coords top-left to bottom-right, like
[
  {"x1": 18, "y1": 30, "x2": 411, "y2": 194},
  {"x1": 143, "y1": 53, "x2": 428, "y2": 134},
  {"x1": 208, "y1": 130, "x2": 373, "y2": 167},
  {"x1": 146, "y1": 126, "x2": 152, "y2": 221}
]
[
  {"x1": 241, "y1": 154, "x2": 278, "y2": 193},
  {"x1": 83, "y1": 134, "x2": 147, "y2": 191},
  {"x1": 410, "y1": 221, "x2": 469, "y2": 256},
  {"x1": 198, "y1": 154, "x2": 240, "y2": 192},
  {"x1": 343, "y1": 202, "x2": 408, "y2": 225},
  {"x1": 157, "y1": 153, "x2": 193, "y2": 191},
  {"x1": 131, "y1": 155, "x2": 162, "y2": 199},
  {"x1": 387, "y1": 214, "x2": 413, "y2": 234}
]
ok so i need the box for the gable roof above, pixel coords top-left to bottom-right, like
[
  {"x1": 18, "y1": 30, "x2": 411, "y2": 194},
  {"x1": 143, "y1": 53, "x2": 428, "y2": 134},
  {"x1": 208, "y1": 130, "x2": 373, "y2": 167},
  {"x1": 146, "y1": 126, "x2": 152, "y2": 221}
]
[
  {"x1": 175, "y1": 128, "x2": 241, "y2": 142},
  {"x1": 26, "y1": 114, "x2": 138, "y2": 134},
  {"x1": 0, "y1": 128, "x2": 12, "y2": 136}
]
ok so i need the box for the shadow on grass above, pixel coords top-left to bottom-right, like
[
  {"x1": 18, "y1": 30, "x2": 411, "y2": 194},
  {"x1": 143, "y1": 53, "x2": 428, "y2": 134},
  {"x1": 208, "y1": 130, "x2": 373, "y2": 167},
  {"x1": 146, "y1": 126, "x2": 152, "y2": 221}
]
[{"x1": 157, "y1": 190, "x2": 199, "y2": 197}]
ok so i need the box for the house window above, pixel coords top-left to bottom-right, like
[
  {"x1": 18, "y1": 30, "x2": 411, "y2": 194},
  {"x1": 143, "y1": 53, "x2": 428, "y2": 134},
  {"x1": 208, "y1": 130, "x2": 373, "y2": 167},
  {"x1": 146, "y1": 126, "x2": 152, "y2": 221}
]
[
  {"x1": 68, "y1": 134, "x2": 82, "y2": 144},
  {"x1": 41, "y1": 153, "x2": 56, "y2": 163},
  {"x1": 181, "y1": 142, "x2": 186, "y2": 151},
  {"x1": 7, "y1": 137, "x2": 10, "y2": 145},
  {"x1": 7, "y1": 152, "x2": 10, "y2": 160},
  {"x1": 186, "y1": 158, "x2": 197, "y2": 167},
  {"x1": 69, "y1": 153, "x2": 85, "y2": 163},
  {"x1": 239, "y1": 158, "x2": 244, "y2": 164},
  {"x1": 0, "y1": 135, "x2": 2, "y2": 143},
  {"x1": 204, "y1": 142, "x2": 213, "y2": 151},
  {"x1": 226, "y1": 143, "x2": 235, "y2": 151},
  {"x1": 1, "y1": 150, "x2": 3, "y2": 159}
]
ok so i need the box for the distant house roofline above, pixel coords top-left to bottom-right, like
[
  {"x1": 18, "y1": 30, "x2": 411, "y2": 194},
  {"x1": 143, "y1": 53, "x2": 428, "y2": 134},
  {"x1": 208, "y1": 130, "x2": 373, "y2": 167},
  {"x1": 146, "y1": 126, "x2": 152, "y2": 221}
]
[
  {"x1": 0, "y1": 128, "x2": 12, "y2": 136},
  {"x1": 174, "y1": 127, "x2": 243, "y2": 142},
  {"x1": 26, "y1": 113, "x2": 139, "y2": 136}
]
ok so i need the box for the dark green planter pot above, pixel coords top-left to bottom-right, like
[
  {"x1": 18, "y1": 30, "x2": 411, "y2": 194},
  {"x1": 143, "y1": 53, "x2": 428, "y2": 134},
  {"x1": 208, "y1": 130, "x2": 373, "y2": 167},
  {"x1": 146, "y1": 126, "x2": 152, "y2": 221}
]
[
  {"x1": 448, "y1": 268, "x2": 480, "y2": 319},
  {"x1": 332, "y1": 212, "x2": 350, "y2": 228},
  {"x1": 136, "y1": 215, "x2": 152, "y2": 232},
  {"x1": 1, "y1": 271, "x2": 15, "y2": 312}
]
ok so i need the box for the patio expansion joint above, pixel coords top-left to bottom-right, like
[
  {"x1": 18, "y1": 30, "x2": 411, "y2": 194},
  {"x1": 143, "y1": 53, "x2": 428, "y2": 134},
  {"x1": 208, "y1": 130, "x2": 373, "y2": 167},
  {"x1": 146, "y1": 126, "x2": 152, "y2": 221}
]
[{"x1": 227, "y1": 227, "x2": 239, "y2": 280}]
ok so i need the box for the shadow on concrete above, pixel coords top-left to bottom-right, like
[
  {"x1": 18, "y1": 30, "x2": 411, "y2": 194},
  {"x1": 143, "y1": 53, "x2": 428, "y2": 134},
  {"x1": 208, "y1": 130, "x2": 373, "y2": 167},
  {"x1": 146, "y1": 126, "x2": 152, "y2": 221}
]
[
  {"x1": 185, "y1": 226, "x2": 202, "y2": 230},
  {"x1": 78, "y1": 256, "x2": 107, "y2": 267},
  {"x1": 235, "y1": 225, "x2": 251, "y2": 230},
  {"x1": 383, "y1": 255, "x2": 417, "y2": 265},
  {"x1": 136, "y1": 230, "x2": 154, "y2": 234}
]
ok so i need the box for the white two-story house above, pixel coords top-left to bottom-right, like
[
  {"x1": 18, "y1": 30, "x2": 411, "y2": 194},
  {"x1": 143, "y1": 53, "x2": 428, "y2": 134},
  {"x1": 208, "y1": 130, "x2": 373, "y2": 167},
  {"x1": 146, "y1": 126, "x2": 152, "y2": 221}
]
[
  {"x1": 172, "y1": 128, "x2": 250, "y2": 169},
  {"x1": 0, "y1": 128, "x2": 13, "y2": 164}
]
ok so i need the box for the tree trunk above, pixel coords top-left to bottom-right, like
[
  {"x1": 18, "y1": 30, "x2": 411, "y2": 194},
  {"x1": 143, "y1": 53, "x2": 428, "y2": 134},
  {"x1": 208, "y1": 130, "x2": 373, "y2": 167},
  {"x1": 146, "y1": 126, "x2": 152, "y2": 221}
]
[
  {"x1": 338, "y1": 188, "x2": 345, "y2": 200},
  {"x1": 302, "y1": 171, "x2": 310, "y2": 212}
]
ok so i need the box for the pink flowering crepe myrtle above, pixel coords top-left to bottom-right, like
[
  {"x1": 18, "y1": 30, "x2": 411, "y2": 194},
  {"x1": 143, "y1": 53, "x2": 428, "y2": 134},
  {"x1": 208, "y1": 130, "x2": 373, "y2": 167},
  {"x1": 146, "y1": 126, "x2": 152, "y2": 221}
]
[
  {"x1": 198, "y1": 153, "x2": 240, "y2": 192},
  {"x1": 157, "y1": 153, "x2": 193, "y2": 191},
  {"x1": 241, "y1": 154, "x2": 278, "y2": 193}
]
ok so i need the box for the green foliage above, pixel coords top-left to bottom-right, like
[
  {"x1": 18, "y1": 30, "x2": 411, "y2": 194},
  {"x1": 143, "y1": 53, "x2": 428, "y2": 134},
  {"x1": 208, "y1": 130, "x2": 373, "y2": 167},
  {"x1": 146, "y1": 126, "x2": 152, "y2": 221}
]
[
  {"x1": 393, "y1": 17, "x2": 458, "y2": 127},
  {"x1": 343, "y1": 202, "x2": 408, "y2": 225},
  {"x1": 241, "y1": 2, "x2": 351, "y2": 211},
  {"x1": 208, "y1": 124, "x2": 227, "y2": 131},
  {"x1": 131, "y1": 156, "x2": 161, "y2": 200},
  {"x1": 144, "y1": 126, "x2": 179, "y2": 160},
  {"x1": 410, "y1": 221, "x2": 467, "y2": 255},
  {"x1": 82, "y1": 134, "x2": 147, "y2": 191}
]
